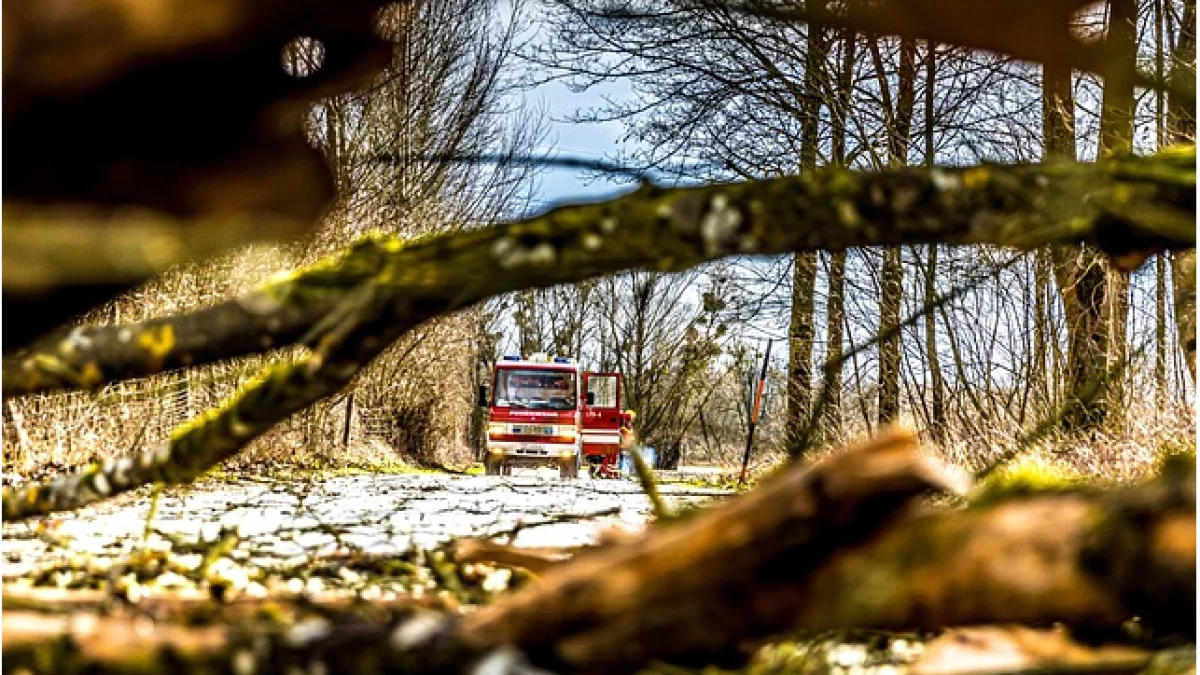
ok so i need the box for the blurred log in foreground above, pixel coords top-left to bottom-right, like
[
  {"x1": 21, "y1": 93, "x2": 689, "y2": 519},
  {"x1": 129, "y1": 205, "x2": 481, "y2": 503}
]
[
  {"x1": 3, "y1": 0, "x2": 395, "y2": 352},
  {"x1": 4, "y1": 428, "x2": 1194, "y2": 674}
]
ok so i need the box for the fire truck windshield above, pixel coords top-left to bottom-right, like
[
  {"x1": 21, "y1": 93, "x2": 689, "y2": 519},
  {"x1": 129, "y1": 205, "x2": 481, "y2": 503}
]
[{"x1": 493, "y1": 369, "x2": 577, "y2": 410}]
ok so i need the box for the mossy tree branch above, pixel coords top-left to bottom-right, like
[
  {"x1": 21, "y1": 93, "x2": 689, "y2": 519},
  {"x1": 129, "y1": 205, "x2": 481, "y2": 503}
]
[
  {"x1": 2, "y1": 279, "x2": 404, "y2": 519},
  {"x1": 6, "y1": 146, "x2": 1194, "y2": 399},
  {"x1": 2, "y1": 147, "x2": 1194, "y2": 518},
  {"x1": 3, "y1": 236, "x2": 396, "y2": 397}
]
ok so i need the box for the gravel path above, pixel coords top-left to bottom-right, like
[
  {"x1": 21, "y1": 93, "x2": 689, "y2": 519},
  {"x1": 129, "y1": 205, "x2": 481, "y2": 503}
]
[{"x1": 2, "y1": 468, "x2": 731, "y2": 578}]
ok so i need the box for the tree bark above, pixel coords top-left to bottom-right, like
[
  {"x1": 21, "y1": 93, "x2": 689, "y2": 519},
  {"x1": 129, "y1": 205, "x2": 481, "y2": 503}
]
[
  {"x1": 877, "y1": 37, "x2": 918, "y2": 424},
  {"x1": 785, "y1": 8, "x2": 827, "y2": 458},
  {"x1": 820, "y1": 26, "x2": 857, "y2": 445},
  {"x1": 1169, "y1": 0, "x2": 1197, "y2": 382},
  {"x1": 922, "y1": 42, "x2": 947, "y2": 442}
]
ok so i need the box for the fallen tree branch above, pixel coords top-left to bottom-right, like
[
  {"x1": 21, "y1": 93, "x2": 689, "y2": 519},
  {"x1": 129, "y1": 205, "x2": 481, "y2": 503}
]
[
  {"x1": 3, "y1": 147, "x2": 1194, "y2": 517},
  {"x1": 6, "y1": 146, "x2": 1194, "y2": 399},
  {"x1": 4, "y1": 429, "x2": 1193, "y2": 674},
  {"x1": 453, "y1": 434, "x2": 1194, "y2": 673},
  {"x1": 2, "y1": 278, "x2": 406, "y2": 519}
]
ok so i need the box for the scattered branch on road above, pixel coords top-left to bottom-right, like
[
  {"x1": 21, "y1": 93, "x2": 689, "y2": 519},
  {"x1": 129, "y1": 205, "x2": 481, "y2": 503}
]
[{"x1": 452, "y1": 539, "x2": 579, "y2": 575}]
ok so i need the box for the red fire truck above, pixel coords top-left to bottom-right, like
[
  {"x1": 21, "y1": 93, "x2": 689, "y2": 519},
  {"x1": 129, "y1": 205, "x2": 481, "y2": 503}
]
[{"x1": 478, "y1": 354, "x2": 626, "y2": 478}]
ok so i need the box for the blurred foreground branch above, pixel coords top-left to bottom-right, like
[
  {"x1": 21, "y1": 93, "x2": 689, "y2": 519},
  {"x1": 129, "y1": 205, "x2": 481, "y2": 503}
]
[{"x1": 727, "y1": 0, "x2": 1194, "y2": 108}]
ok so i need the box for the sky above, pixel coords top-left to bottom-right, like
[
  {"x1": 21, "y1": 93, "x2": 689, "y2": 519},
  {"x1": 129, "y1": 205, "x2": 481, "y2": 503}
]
[{"x1": 519, "y1": 78, "x2": 643, "y2": 211}]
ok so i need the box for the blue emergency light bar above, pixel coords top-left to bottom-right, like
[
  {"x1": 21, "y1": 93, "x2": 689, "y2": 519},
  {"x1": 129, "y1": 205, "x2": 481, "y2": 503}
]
[
  {"x1": 553, "y1": 357, "x2": 573, "y2": 363},
  {"x1": 502, "y1": 355, "x2": 521, "y2": 361}
]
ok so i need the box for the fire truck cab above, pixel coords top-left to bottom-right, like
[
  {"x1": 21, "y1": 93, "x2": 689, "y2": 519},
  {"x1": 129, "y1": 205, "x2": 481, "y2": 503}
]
[{"x1": 479, "y1": 354, "x2": 624, "y2": 478}]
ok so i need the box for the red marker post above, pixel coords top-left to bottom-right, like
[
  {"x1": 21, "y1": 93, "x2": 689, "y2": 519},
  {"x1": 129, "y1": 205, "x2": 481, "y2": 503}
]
[{"x1": 739, "y1": 339, "x2": 772, "y2": 485}]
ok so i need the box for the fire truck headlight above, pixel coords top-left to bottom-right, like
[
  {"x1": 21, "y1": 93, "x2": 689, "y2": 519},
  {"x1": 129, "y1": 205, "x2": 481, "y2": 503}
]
[
  {"x1": 556, "y1": 425, "x2": 577, "y2": 440},
  {"x1": 487, "y1": 422, "x2": 506, "y2": 437}
]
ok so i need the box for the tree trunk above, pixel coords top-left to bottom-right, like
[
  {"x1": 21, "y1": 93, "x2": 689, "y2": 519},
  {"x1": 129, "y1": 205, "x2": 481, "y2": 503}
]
[
  {"x1": 1098, "y1": 0, "x2": 1138, "y2": 428},
  {"x1": 1173, "y1": 250, "x2": 1197, "y2": 382},
  {"x1": 1154, "y1": 0, "x2": 1170, "y2": 407},
  {"x1": 515, "y1": 290, "x2": 542, "y2": 357},
  {"x1": 786, "y1": 255, "x2": 818, "y2": 454},
  {"x1": 1169, "y1": 0, "x2": 1197, "y2": 382},
  {"x1": 922, "y1": 42, "x2": 946, "y2": 442},
  {"x1": 1041, "y1": 0, "x2": 1140, "y2": 433},
  {"x1": 1157, "y1": 256, "x2": 1170, "y2": 405},
  {"x1": 924, "y1": 245, "x2": 947, "y2": 438},
  {"x1": 1045, "y1": 62, "x2": 1111, "y2": 431},
  {"x1": 823, "y1": 253, "x2": 847, "y2": 442},
  {"x1": 784, "y1": 12, "x2": 827, "y2": 457},
  {"x1": 1033, "y1": 249, "x2": 1054, "y2": 411},
  {"x1": 820, "y1": 26, "x2": 857, "y2": 445},
  {"x1": 877, "y1": 37, "x2": 918, "y2": 425}
]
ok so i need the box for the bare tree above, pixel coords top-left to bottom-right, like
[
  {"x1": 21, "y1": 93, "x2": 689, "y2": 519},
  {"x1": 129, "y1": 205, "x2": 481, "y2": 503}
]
[
  {"x1": 783, "y1": 2, "x2": 829, "y2": 458},
  {"x1": 819, "y1": 26, "x2": 858, "y2": 445},
  {"x1": 873, "y1": 35, "x2": 919, "y2": 424},
  {"x1": 1169, "y1": 0, "x2": 1197, "y2": 381},
  {"x1": 921, "y1": 42, "x2": 948, "y2": 442}
]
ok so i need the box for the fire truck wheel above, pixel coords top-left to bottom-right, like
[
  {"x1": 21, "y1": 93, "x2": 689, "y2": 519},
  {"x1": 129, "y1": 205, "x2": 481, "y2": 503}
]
[
  {"x1": 559, "y1": 456, "x2": 579, "y2": 479},
  {"x1": 485, "y1": 456, "x2": 503, "y2": 476}
]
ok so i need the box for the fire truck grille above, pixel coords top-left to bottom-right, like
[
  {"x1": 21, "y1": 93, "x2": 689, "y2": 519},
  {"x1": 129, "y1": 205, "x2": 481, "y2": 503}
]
[{"x1": 511, "y1": 426, "x2": 554, "y2": 435}]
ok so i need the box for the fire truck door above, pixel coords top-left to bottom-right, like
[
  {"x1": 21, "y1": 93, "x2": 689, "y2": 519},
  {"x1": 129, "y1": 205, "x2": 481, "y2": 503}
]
[{"x1": 582, "y1": 373, "x2": 622, "y2": 457}]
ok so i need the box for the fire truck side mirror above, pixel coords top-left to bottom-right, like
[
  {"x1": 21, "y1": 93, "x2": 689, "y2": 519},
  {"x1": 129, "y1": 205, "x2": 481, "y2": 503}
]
[
  {"x1": 586, "y1": 391, "x2": 595, "y2": 405},
  {"x1": 477, "y1": 385, "x2": 489, "y2": 407}
]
